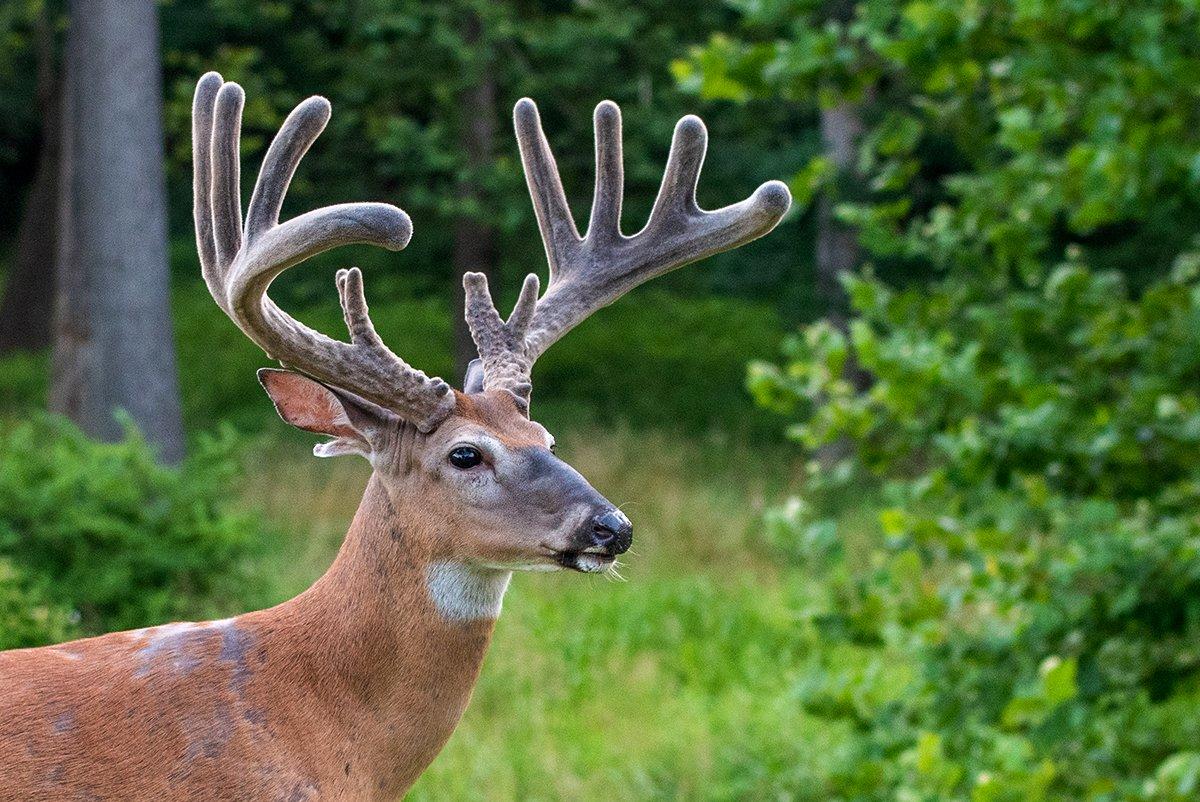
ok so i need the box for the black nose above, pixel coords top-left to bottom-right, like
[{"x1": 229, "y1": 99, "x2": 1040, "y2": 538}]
[{"x1": 591, "y1": 509, "x2": 633, "y2": 554}]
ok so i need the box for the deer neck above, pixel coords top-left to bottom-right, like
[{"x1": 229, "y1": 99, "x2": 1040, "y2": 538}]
[{"x1": 261, "y1": 474, "x2": 510, "y2": 791}]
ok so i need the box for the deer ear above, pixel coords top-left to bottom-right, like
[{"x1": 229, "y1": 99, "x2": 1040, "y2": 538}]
[
  {"x1": 257, "y1": 368, "x2": 384, "y2": 460},
  {"x1": 462, "y1": 358, "x2": 485, "y2": 394}
]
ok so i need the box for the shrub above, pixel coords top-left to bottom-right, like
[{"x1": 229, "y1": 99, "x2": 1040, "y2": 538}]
[
  {"x1": 754, "y1": 259, "x2": 1200, "y2": 800},
  {"x1": 0, "y1": 558, "x2": 75, "y2": 651},
  {"x1": 0, "y1": 350, "x2": 47, "y2": 414},
  {"x1": 0, "y1": 413, "x2": 277, "y2": 644}
]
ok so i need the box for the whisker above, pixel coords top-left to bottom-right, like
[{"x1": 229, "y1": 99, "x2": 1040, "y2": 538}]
[{"x1": 605, "y1": 560, "x2": 628, "y2": 582}]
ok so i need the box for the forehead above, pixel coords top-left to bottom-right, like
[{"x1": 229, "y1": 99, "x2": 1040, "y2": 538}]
[{"x1": 447, "y1": 391, "x2": 550, "y2": 448}]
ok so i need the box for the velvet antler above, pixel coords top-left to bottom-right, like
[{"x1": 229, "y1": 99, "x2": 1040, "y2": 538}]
[
  {"x1": 464, "y1": 98, "x2": 791, "y2": 406},
  {"x1": 193, "y1": 72, "x2": 454, "y2": 431}
]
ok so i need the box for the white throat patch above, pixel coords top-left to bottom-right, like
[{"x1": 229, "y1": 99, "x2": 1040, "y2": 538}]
[{"x1": 425, "y1": 562, "x2": 512, "y2": 622}]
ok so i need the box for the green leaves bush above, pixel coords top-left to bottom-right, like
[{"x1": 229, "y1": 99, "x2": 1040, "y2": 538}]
[
  {"x1": 756, "y1": 260, "x2": 1200, "y2": 802},
  {"x1": 0, "y1": 558, "x2": 74, "y2": 650},
  {"x1": 0, "y1": 414, "x2": 276, "y2": 650}
]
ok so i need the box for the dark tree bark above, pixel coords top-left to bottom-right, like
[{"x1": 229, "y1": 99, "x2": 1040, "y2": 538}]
[
  {"x1": 815, "y1": 99, "x2": 863, "y2": 336},
  {"x1": 451, "y1": 12, "x2": 498, "y2": 383},
  {"x1": 50, "y1": 0, "x2": 185, "y2": 463},
  {"x1": 0, "y1": 8, "x2": 59, "y2": 353}
]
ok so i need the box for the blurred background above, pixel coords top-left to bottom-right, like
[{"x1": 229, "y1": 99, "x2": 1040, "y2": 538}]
[{"x1": 3, "y1": 0, "x2": 1200, "y2": 799}]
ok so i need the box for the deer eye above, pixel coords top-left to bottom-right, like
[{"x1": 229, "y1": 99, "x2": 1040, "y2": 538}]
[{"x1": 448, "y1": 446, "x2": 483, "y2": 470}]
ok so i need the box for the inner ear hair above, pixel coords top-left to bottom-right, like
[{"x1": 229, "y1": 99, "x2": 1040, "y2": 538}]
[{"x1": 257, "y1": 367, "x2": 391, "y2": 442}]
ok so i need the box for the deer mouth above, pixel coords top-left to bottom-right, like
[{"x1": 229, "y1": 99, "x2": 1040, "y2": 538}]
[{"x1": 553, "y1": 548, "x2": 616, "y2": 573}]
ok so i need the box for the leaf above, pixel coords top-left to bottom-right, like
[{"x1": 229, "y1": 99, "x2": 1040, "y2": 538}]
[{"x1": 1038, "y1": 656, "x2": 1077, "y2": 706}]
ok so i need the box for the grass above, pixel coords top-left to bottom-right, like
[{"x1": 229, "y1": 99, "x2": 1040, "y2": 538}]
[{"x1": 235, "y1": 426, "x2": 860, "y2": 800}]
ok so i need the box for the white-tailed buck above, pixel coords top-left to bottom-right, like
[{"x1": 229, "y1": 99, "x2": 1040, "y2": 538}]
[{"x1": 0, "y1": 73, "x2": 790, "y2": 799}]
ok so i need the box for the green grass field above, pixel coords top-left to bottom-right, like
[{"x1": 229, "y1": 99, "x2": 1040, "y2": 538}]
[{"x1": 236, "y1": 427, "x2": 868, "y2": 800}]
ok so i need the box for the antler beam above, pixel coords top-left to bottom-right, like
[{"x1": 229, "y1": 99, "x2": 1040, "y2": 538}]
[
  {"x1": 193, "y1": 72, "x2": 454, "y2": 431},
  {"x1": 465, "y1": 98, "x2": 791, "y2": 405}
]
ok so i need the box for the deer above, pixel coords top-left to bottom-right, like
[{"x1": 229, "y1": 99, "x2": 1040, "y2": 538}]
[{"x1": 0, "y1": 72, "x2": 790, "y2": 800}]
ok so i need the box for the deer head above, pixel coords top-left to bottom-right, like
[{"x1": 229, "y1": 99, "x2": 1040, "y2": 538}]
[{"x1": 192, "y1": 72, "x2": 790, "y2": 579}]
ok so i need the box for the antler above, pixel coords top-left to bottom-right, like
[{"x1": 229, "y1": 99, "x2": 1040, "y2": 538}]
[
  {"x1": 464, "y1": 98, "x2": 791, "y2": 405},
  {"x1": 193, "y1": 72, "x2": 454, "y2": 431}
]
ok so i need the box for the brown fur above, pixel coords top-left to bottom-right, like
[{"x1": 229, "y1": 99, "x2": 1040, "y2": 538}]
[{"x1": 450, "y1": 391, "x2": 546, "y2": 448}]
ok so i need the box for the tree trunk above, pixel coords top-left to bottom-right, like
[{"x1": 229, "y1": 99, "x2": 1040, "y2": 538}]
[
  {"x1": 0, "y1": 7, "x2": 59, "y2": 354},
  {"x1": 49, "y1": 0, "x2": 185, "y2": 463},
  {"x1": 815, "y1": 99, "x2": 863, "y2": 337},
  {"x1": 451, "y1": 12, "x2": 497, "y2": 383}
]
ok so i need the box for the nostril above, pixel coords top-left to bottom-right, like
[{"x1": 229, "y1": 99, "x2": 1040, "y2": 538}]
[
  {"x1": 591, "y1": 526, "x2": 615, "y2": 547},
  {"x1": 592, "y1": 509, "x2": 633, "y2": 554}
]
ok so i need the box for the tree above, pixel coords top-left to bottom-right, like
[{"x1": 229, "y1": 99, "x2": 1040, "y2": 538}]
[
  {"x1": 812, "y1": 0, "x2": 863, "y2": 339},
  {"x1": 50, "y1": 0, "x2": 184, "y2": 463}
]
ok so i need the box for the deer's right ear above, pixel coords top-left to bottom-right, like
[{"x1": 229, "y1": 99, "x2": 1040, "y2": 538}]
[{"x1": 257, "y1": 368, "x2": 386, "y2": 460}]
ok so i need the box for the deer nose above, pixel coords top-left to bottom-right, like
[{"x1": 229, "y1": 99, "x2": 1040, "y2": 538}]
[{"x1": 591, "y1": 509, "x2": 633, "y2": 554}]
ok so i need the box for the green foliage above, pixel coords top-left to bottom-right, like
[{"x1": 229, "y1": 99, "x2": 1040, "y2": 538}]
[
  {"x1": 0, "y1": 413, "x2": 277, "y2": 647},
  {"x1": 753, "y1": 261, "x2": 1200, "y2": 800},
  {"x1": 0, "y1": 557, "x2": 74, "y2": 650},
  {"x1": 681, "y1": 0, "x2": 1200, "y2": 286},
  {"x1": 0, "y1": 0, "x2": 45, "y2": 229},
  {"x1": 698, "y1": 1, "x2": 1200, "y2": 798},
  {"x1": 0, "y1": 349, "x2": 46, "y2": 411}
]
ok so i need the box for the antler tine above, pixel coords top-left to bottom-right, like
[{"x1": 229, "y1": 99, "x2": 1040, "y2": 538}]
[
  {"x1": 336, "y1": 267, "x2": 384, "y2": 348},
  {"x1": 647, "y1": 113, "x2": 706, "y2": 225},
  {"x1": 513, "y1": 98, "x2": 582, "y2": 279},
  {"x1": 211, "y1": 82, "x2": 245, "y2": 273},
  {"x1": 586, "y1": 100, "x2": 624, "y2": 249},
  {"x1": 466, "y1": 98, "x2": 791, "y2": 404},
  {"x1": 192, "y1": 72, "x2": 222, "y2": 290},
  {"x1": 193, "y1": 73, "x2": 455, "y2": 432},
  {"x1": 244, "y1": 95, "x2": 330, "y2": 244}
]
